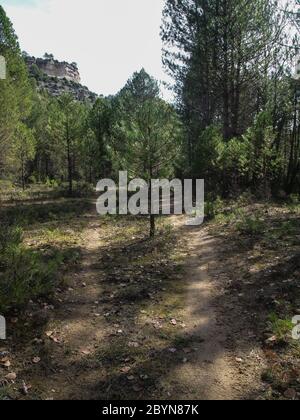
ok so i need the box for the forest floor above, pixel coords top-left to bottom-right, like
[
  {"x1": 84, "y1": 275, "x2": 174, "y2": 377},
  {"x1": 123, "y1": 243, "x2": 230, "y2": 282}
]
[{"x1": 0, "y1": 194, "x2": 300, "y2": 400}]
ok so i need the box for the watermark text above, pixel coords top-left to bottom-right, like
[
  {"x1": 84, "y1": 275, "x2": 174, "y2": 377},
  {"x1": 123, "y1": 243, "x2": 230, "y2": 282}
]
[
  {"x1": 0, "y1": 55, "x2": 6, "y2": 80},
  {"x1": 96, "y1": 172, "x2": 204, "y2": 225}
]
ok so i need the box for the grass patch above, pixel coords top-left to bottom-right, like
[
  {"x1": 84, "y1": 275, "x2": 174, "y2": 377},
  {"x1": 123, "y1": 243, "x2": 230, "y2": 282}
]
[
  {"x1": 0, "y1": 199, "x2": 91, "y2": 227},
  {"x1": 235, "y1": 210, "x2": 266, "y2": 235},
  {"x1": 267, "y1": 313, "x2": 294, "y2": 341},
  {"x1": 0, "y1": 223, "x2": 65, "y2": 313},
  {"x1": 0, "y1": 195, "x2": 90, "y2": 314}
]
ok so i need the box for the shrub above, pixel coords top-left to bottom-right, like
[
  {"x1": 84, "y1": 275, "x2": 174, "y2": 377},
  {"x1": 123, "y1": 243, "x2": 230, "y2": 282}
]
[
  {"x1": 289, "y1": 194, "x2": 299, "y2": 205},
  {"x1": 45, "y1": 177, "x2": 59, "y2": 188},
  {"x1": 268, "y1": 313, "x2": 293, "y2": 341},
  {"x1": 0, "y1": 223, "x2": 63, "y2": 313},
  {"x1": 205, "y1": 196, "x2": 224, "y2": 219},
  {"x1": 235, "y1": 210, "x2": 265, "y2": 235},
  {"x1": 0, "y1": 223, "x2": 23, "y2": 257},
  {"x1": 236, "y1": 190, "x2": 255, "y2": 207},
  {"x1": 73, "y1": 181, "x2": 94, "y2": 197}
]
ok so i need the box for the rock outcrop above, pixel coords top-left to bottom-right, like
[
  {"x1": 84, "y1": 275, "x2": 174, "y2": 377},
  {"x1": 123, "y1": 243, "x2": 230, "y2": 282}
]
[
  {"x1": 24, "y1": 54, "x2": 98, "y2": 102},
  {"x1": 25, "y1": 55, "x2": 81, "y2": 83}
]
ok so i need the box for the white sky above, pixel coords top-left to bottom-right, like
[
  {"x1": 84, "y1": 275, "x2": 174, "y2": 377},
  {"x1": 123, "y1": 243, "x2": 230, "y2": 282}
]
[{"x1": 2, "y1": 0, "x2": 173, "y2": 99}]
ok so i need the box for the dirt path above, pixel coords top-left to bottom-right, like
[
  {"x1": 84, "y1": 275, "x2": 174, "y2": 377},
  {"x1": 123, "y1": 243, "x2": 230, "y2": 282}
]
[
  {"x1": 169, "y1": 226, "x2": 238, "y2": 399},
  {"x1": 168, "y1": 222, "x2": 266, "y2": 400},
  {"x1": 22, "y1": 218, "x2": 109, "y2": 399},
  {"x1": 11, "y1": 213, "x2": 266, "y2": 400}
]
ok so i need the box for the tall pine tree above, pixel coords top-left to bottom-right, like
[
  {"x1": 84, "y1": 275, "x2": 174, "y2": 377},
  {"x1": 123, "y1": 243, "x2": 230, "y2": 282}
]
[{"x1": 0, "y1": 5, "x2": 33, "y2": 178}]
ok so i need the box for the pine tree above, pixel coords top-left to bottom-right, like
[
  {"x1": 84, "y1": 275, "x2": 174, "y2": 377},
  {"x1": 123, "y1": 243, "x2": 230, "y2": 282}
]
[
  {"x1": 88, "y1": 97, "x2": 113, "y2": 180},
  {"x1": 12, "y1": 123, "x2": 36, "y2": 190},
  {"x1": 161, "y1": 0, "x2": 297, "y2": 193},
  {"x1": 53, "y1": 94, "x2": 86, "y2": 194},
  {"x1": 114, "y1": 70, "x2": 182, "y2": 236},
  {"x1": 0, "y1": 5, "x2": 32, "y2": 178}
]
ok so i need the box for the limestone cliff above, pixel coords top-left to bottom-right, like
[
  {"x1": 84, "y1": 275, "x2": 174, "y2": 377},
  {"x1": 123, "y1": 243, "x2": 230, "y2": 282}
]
[{"x1": 24, "y1": 54, "x2": 97, "y2": 102}]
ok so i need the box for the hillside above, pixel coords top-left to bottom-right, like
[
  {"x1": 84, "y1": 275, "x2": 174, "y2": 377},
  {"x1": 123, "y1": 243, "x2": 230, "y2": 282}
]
[{"x1": 24, "y1": 54, "x2": 98, "y2": 102}]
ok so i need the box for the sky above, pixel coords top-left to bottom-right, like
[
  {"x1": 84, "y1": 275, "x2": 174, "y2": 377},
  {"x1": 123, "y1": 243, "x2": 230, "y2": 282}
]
[{"x1": 2, "y1": 0, "x2": 173, "y2": 99}]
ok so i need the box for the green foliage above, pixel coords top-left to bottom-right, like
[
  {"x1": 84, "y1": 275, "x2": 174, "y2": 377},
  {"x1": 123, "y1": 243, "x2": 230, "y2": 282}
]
[
  {"x1": 0, "y1": 223, "x2": 22, "y2": 256},
  {"x1": 244, "y1": 112, "x2": 283, "y2": 187},
  {"x1": 61, "y1": 180, "x2": 94, "y2": 198},
  {"x1": 45, "y1": 177, "x2": 59, "y2": 188},
  {"x1": 120, "y1": 68, "x2": 159, "y2": 102},
  {"x1": 30, "y1": 63, "x2": 43, "y2": 80},
  {"x1": 191, "y1": 126, "x2": 221, "y2": 178},
  {"x1": 85, "y1": 97, "x2": 113, "y2": 181},
  {"x1": 289, "y1": 194, "x2": 300, "y2": 205},
  {"x1": 217, "y1": 136, "x2": 253, "y2": 178},
  {"x1": 12, "y1": 122, "x2": 36, "y2": 188},
  {"x1": 205, "y1": 196, "x2": 224, "y2": 219},
  {"x1": 112, "y1": 69, "x2": 182, "y2": 236},
  {"x1": 235, "y1": 210, "x2": 266, "y2": 236},
  {"x1": 0, "y1": 6, "x2": 33, "y2": 178},
  {"x1": 162, "y1": 0, "x2": 299, "y2": 195},
  {"x1": 0, "y1": 223, "x2": 63, "y2": 312},
  {"x1": 268, "y1": 313, "x2": 294, "y2": 341},
  {"x1": 46, "y1": 94, "x2": 87, "y2": 194},
  {"x1": 0, "y1": 210, "x2": 84, "y2": 313},
  {"x1": 114, "y1": 70, "x2": 182, "y2": 180}
]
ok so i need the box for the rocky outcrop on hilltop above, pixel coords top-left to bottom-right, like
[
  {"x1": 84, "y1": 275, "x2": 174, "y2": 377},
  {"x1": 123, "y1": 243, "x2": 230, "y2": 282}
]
[
  {"x1": 25, "y1": 55, "x2": 81, "y2": 83},
  {"x1": 24, "y1": 53, "x2": 98, "y2": 102}
]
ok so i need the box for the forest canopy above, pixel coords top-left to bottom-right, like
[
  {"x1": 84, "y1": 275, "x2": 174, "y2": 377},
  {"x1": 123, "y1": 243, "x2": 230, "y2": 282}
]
[{"x1": 0, "y1": 2, "x2": 300, "y2": 199}]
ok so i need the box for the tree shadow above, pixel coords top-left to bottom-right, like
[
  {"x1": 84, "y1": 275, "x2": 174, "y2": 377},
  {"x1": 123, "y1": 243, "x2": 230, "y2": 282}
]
[
  {"x1": 0, "y1": 197, "x2": 93, "y2": 229},
  {"x1": 5, "y1": 208, "x2": 299, "y2": 400}
]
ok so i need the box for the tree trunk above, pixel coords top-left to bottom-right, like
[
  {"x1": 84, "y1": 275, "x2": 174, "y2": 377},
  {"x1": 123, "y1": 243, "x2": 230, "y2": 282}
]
[
  {"x1": 21, "y1": 159, "x2": 25, "y2": 191},
  {"x1": 66, "y1": 120, "x2": 73, "y2": 195},
  {"x1": 222, "y1": 1, "x2": 230, "y2": 140},
  {"x1": 232, "y1": 39, "x2": 241, "y2": 137},
  {"x1": 148, "y1": 164, "x2": 156, "y2": 237},
  {"x1": 149, "y1": 179, "x2": 155, "y2": 237},
  {"x1": 150, "y1": 215, "x2": 155, "y2": 238},
  {"x1": 286, "y1": 95, "x2": 297, "y2": 192}
]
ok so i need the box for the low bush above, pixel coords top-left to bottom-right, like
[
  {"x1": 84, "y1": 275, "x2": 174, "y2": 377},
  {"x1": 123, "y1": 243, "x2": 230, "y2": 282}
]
[
  {"x1": 289, "y1": 194, "x2": 299, "y2": 205},
  {"x1": 205, "y1": 196, "x2": 224, "y2": 219},
  {"x1": 235, "y1": 210, "x2": 265, "y2": 235},
  {"x1": 268, "y1": 313, "x2": 293, "y2": 341},
  {"x1": 0, "y1": 223, "x2": 64, "y2": 313}
]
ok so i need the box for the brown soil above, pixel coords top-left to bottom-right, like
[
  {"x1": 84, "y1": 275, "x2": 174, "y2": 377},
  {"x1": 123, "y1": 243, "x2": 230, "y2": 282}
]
[{"x1": 1, "y1": 211, "x2": 269, "y2": 400}]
